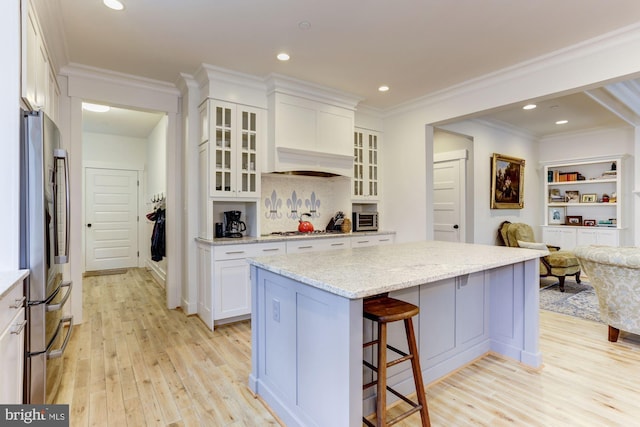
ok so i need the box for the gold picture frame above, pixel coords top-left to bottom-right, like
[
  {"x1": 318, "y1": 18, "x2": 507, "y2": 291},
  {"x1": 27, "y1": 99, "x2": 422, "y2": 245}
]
[{"x1": 491, "y1": 153, "x2": 525, "y2": 209}]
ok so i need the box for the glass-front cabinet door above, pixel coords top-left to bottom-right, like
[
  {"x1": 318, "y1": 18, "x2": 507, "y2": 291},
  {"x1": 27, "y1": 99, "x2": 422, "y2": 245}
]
[
  {"x1": 238, "y1": 108, "x2": 258, "y2": 195},
  {"x1": 208, "y1": 100, "x2": 261, "y2": 199},
  {"x1": 212, "y1": 103, "x2": 234, "y2": 195},
  {"x1": 353, "y1": 128, "x2": 380, "y2": 200}
]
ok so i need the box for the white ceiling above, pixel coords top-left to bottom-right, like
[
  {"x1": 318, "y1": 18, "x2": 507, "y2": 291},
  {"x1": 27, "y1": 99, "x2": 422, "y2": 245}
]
[{"x1": 36, "y1": 0, "x2": 640, "y2": 137}]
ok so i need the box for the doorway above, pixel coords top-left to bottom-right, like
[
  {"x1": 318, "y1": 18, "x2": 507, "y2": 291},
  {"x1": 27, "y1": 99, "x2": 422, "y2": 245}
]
[{"x1": 82, "y1": 104, "x2": 167, "y2": 275}]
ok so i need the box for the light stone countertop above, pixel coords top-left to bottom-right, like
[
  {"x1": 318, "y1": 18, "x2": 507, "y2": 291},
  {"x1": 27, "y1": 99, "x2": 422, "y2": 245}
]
[
  {"x1": 248, "y1": 240, "x2": 542, "y2": 299},
  {"x1": 196, "y1": 230, "x2": 395, "y2": 246},
  {"x1": 0, "y1": 270, "x2": 29, "y2": 299}
]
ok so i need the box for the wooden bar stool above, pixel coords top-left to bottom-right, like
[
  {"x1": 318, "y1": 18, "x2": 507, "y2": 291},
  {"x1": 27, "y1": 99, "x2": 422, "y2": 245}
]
[{"x1": 363, "y1": 296, "x2": 431, "y2": 427}]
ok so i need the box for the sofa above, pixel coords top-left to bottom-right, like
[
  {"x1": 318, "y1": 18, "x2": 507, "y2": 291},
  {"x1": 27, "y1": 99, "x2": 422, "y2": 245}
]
[
  {"x1": 575, "y1": 245, "x2": 640, "y2": 342},
  {"x1": 498, "y1": 221, "x2": 581, "y2": 291}
]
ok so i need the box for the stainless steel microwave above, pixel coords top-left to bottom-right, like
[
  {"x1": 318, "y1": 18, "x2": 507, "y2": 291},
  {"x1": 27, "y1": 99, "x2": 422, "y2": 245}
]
[{"x1": 352, "y1": 212, "x2": 378, "y2": 231}]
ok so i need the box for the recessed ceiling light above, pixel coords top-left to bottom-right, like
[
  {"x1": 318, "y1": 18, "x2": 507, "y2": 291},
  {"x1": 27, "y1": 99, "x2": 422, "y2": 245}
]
[
  {"x1": 378, "y1": 85, "x2": 390, "y2": 92},
  {"x1": 555, "y1": 120, "x2": 568, "y2": 125},
  {"x1": 277, "y1": 53, "x2": 290, "y2": 61},
  {"x1": 82, "y1": 103, "x2": 111, "y2": 113},
  {"x1": 522, "y1": 104, "x2": 536, "y2": 110},
  {"x1": 298, "y1": 21, "x2": 311, "y2": 31},
  {"x1": 103, "y1": 0, "x2": 124, "y2": 10}
]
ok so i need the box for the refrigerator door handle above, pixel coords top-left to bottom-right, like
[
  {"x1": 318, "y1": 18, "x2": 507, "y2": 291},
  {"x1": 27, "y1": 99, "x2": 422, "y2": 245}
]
[
  {"x1": 46, "y1": 316, "x2": 74, "y2": 360},
  {"x1": 53, "y1": 148, "x2": 70, "y2": 264},
  {"x1": 46, "y1": 281, "x2": 72, "y2": 312}
]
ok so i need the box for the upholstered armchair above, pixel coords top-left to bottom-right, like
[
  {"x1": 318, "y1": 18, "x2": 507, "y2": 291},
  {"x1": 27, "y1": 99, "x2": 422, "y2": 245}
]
[
  {"x1": 575, "y1": 245, "x2": 640, "y2": 342},
  {"x1": 498, "y1": 221, "x2": 581, "y2": 292}
]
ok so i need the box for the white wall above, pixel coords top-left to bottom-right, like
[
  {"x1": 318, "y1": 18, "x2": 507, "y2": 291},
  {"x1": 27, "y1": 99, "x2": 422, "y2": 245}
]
[
  {"x1": 83, "y1": 132, "x2": 147, "y2": 166},
  {"x1": 145, "y1": 116, "x2": 168, "y2": 281}
]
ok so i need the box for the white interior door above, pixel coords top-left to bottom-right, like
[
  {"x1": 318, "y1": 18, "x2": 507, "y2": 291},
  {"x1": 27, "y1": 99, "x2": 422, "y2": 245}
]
[
  {"x1": 85, "y1": 168, "x2": 139, "y2": 271},
  {"x1": 434, "y1": 152, "x2": 466, "y2": 242}
]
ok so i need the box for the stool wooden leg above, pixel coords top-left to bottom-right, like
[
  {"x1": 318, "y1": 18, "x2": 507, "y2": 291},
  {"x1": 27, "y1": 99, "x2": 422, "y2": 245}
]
[
  {"x1": 376, "y1": 322, "x2": 387, "y2": 427},
  {"x1": 404, "y1": 318, "x2": 431, "y2": 427}
]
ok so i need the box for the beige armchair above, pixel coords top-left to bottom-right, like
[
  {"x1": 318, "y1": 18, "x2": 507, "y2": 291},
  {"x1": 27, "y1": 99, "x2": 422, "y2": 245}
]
[
  {"x1": 575, "y1": 245, "x2": 640, "y2": 342},
  {"x1": 498, "y1": 221, "x2": 581, "y2": 292}
]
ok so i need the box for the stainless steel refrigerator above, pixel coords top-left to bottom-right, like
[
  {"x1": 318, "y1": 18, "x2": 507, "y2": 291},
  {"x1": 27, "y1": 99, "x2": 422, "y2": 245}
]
[{"x1": 19, "y1": 109, "x2": 73, "y2": 404}]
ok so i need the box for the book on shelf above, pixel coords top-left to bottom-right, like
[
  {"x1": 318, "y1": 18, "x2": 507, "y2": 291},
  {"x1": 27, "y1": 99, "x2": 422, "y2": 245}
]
[{"x1": 550, "y1": 170, "x2": 585, "y2": 182}]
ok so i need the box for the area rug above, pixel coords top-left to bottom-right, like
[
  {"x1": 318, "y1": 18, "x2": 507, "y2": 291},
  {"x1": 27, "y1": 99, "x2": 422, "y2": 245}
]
[{"x1": 539, "y1": 279, "x2": 602, "y2": 323}]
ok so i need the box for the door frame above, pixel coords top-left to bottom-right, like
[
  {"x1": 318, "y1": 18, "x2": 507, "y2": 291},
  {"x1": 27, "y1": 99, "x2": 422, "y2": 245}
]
[
  {"x1": 83, "y1": 163, "x2": 144, "y2": 272},
  {"x1": 434, "y1": 149, "x2": 468, "y2": 243}
]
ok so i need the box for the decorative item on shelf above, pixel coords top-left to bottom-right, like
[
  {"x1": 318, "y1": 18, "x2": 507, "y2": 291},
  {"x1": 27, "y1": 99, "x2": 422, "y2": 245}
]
[
  {"x1": 549, "y1": 188, "x2": 564, "y2": 203},
  {"x1": 598, "y1": 219, "x2": 615, "y2": 227},
  {"x1": 548, "y1": 207, "x2": 566, "y2": 225},
  {"x1": 601, "y1": 194, "x2": 610, "y2": 203},
  {"x1": 583, "y1": 219, "x2": 596, "y2": 227},
  {"x1": 610, "y1": 192, "x2": 617, "y2": 203},
  {"x1": 581, "y1": 193, "x2": 597, "y2": 203},
  {"x1": 566, "y1": 215, "x2": 583, "y2": 226},
  {"x1": 566, "y1": 190, "x2": 580, "y2": 203},
  {"x1": 490, "y1": 153, "x2": 525, "y2": 209}
]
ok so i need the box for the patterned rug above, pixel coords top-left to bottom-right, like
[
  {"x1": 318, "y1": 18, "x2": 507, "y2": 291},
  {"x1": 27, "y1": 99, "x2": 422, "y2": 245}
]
[{"x1": 539, "y1": 279, "x2": 602, "y2": 323}]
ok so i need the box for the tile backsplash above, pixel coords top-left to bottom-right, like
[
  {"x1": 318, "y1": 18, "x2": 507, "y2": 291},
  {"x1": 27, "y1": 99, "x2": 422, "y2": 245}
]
[{"x1": 261, "y1": 174, "x2": 351, "y2": 234}]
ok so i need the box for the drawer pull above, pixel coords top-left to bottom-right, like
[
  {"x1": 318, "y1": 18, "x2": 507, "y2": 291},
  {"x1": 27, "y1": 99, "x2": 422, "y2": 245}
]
[
  {"x1": 11, "y1": 320, "x2": 27, "y2": 335},
  {"x1": 298, "y1": 246, "x2": 313, "y2": 249},
  {"x1": 379, "y1": 239, "x2": 390, "y2": 242},
  {"x1": 10, "y1": 296, "x2": 26, "y2": 309},
  {"x1": 262, "y1": 248, "x2": 281, "y2": 252},
  {"x1": 331, "y1": 243, "x2": 345, "y2": 246},
  {"x1": 225, "y1": 251, "x2": 245, "y2": 255},
  {"x1": 357, "y1": 240, "x2": 369, "y2": 244}
]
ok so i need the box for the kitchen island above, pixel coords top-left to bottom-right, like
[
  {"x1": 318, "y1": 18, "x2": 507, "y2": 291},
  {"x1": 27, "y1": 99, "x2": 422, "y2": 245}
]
[{"x1": 247, "y1": 240, "x2": 542, "y2": 427}]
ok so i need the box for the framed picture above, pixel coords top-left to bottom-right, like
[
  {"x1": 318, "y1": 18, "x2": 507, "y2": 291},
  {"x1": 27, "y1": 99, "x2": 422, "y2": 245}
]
[
  {"x1": 490, "y1": 153, "x2": 525, "y2": 209},
  {"x1": 581, "y1": 193, "x2": 597, "y2": 203},
  {"x1": 548, "y1": 207, "x2": 565, "y2": 225},
  {"x1": 566, "y1": 215, "x2": 583, "y2": 226},
  {"x1": 566, "y1": 190, "x2": 580, "y2": 203},
  {"x1": 583, "y1": 219, "x2": 596, "y2": 226}
]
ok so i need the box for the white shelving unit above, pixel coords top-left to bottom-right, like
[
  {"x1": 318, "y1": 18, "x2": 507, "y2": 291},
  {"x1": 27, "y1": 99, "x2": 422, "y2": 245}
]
[{"x1": 542, "y1": 156, "x2": 625, "y2": 251}]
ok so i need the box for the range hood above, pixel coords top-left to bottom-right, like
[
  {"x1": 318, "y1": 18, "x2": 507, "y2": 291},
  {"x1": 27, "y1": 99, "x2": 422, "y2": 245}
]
[
  {"x1": 273, "y1": 146, "x2": 353, "y2": 177},
  {"x1": 264, "y1": 74, "x2": 362, "y2": 178}
]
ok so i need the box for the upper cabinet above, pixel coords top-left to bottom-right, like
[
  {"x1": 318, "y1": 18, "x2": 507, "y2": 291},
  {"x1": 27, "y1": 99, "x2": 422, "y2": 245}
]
[
  {"x1": 202, "y1": 99, "x2": 261, "y2": 199},
  {"x1": 353, "y1": 128, "x2": 380, "y2": 200},
  {"x1": 21, "y1": 0, "x2": 59, "y2": 120},
  {"x1": 265, "y1": 75, "x2": 361, "y2": 176}
]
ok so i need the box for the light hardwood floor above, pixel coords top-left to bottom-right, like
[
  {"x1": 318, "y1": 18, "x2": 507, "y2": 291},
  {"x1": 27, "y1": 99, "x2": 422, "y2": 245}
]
[{"x1": 55, "y1": 268, "x2": 640, "y2": 426}]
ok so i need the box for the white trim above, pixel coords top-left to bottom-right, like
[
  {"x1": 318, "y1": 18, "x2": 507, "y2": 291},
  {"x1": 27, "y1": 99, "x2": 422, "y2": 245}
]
[{"x1": 83, "y1": 160, "x2": 144, "y2": 171}]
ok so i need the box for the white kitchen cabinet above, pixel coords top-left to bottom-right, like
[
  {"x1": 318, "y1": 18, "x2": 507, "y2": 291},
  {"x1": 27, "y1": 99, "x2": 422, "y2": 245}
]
[
  {"x1": 198, "y1": 241, "x2": 286, "y2": 329},
  {"x1": 21, "y1": 0, "x2": 57, "y2": 116},
  {"x1": 353, "y1": 128, "x2": 380, "y2": 200},
  {"x1": 350, "y1": 233, "x2": 394, "y2": 248},
  {"x1": 200, "y1": 99, "x2": 261, "y2": 199},
  {"x1": 0, "y1": 271, "x2": 29, "y2": 404},
  {"x1": 285, "y1": 236, "x2": 350, "y2": 254}
]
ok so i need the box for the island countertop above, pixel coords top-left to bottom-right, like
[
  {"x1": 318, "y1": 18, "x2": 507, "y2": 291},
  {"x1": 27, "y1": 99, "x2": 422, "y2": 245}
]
[{"x1": 247, "y1": 240, "x2": 542, "y2": 299}]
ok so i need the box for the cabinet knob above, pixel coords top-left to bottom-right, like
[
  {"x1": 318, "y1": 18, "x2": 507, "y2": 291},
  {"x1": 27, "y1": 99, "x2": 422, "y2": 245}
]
[
  {"x1": 453, "y1": 224, "x2": 459, "y2": 229},
  {"x1": 87, "y1": 223, "x2": 92, "y2": 228}
]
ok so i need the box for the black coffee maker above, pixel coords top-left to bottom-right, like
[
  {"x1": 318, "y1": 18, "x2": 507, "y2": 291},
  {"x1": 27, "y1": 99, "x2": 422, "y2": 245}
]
[{"x1": 223, "y1": 210, "x2": 246, "y2": 238}]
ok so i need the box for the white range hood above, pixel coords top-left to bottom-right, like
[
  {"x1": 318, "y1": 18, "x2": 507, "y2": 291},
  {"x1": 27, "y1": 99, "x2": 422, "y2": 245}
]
[{"x1": 264, "y1": 74, "x2": 362, "y2": 177}]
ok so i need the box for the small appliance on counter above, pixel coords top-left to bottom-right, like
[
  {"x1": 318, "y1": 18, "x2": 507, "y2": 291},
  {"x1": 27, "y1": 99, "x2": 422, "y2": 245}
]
[
  {"x1": 223, "y1": 210, "x2": 246, "y2": 238},
  {"x1": 352, "y1": 211, "x2": 378, "y2": 231},
  {"x1": 326, "y1": 211, "x2": 346, "y2": 232}
]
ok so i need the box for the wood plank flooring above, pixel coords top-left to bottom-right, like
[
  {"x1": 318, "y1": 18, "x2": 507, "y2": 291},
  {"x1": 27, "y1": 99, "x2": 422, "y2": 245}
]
[{"x1": 55, "y1": 268, "x2": 640, "y2": 426}]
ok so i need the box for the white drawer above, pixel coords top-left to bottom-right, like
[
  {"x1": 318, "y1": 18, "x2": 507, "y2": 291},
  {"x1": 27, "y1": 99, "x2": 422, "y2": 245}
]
[
  {"x1": 286, "y1": 237, "x2": 350, "y2": 254},
  {"x1": 351, "y1": 235, "x2": 395, "y2": 247},
  {"x1": 0, "y1": 280, "x2": 25, "y2": 331},
  {"x1": 214, "y1": 242, "x2": 286, "y2": 260}
]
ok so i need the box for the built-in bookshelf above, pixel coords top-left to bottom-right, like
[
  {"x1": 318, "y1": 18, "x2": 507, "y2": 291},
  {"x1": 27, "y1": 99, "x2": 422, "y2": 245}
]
[{"x1": 541, "y1": 156, "x2": 624, "y2": 250}]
